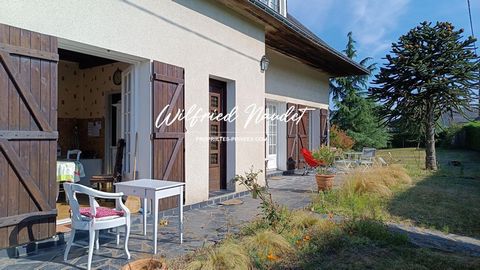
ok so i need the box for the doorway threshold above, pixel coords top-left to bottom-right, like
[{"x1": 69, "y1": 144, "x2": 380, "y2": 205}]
[
  {"x1": 209, "y1": 189, "x2": 231, "y2": 198},
  {"x1": 266, "y1": 169, "x2": 283, "y2": 178}
]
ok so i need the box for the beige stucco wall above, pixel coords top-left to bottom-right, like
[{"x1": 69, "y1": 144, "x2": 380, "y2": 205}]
[
  {"x1": 0, "y1": 0, "x2": 266, "y2": 205},
  {"x1": 265, "y1": 48, "x2": 330, "y2": 107},
  {"x1": 265, "y1": 48, "x2": 330, "y2": 170}
]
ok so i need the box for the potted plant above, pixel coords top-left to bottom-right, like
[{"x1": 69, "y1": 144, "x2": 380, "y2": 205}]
[{"x1": 312, "y1": 146, "x2": 337, "y2": 191}]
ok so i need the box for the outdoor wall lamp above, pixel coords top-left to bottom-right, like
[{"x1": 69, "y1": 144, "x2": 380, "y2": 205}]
[{"x1": 260, "y1": 55, "x2": 270, "y2": 73}]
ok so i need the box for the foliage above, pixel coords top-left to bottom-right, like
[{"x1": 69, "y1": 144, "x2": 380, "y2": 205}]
[
  {"x1": 312, "y1": 165, "x2": 412, "y2": 220},
  {"x1": 464, "y1": 121, "x2": 480, "y2": 151},
  {"x1": 185, "y1": 241, "x2": 251, "y2": 270},
  {"x1": 243, "y1": 230, "x2": 294, "y2": 267},
  {"x1": 370, "y1": 21, "x2": 479, "y2": 170},
  {"x1": 438, "y1": 123, "x2": 464, "y2": 148},
  {"x1": 233, "y1": 168, "x2": 287, "y2": 232},
  {"x1": 330, "y1": 32, "x2": 376, "y2": 103},
  {"x1": 330, "y1": 32, "x2": 390, "y2": 150},
  {"x1": 312, "y1": 146, "x2": 337, "y2": 174},
  {"x1": 329, "y1": 125, "x2": 355, "y2": 150}
]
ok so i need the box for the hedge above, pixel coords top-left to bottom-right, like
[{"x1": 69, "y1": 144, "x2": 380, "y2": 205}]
[{"x1": 464, "y1": 121, "x2": 480, "y2": 151}]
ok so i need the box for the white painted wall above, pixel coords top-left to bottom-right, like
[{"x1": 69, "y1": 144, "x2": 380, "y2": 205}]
[
  {"x1": 265, "y1": 48, "x2": 330, "y2": 106},
  {"x1": 0, "y1": 0, "x2": 266, "y2": 205}
]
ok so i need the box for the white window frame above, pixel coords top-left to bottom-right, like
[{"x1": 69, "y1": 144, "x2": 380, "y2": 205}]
[{"x1": 122, "y1": 67, "x2": 134, "y2": 175}]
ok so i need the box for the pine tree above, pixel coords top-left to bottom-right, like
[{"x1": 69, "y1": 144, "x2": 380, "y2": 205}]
[
  {"x1": 371, "y1": 22, "x2": 479, "y2": 170},
  {"x1": 331, "y1": 32, "x2": 389, "y2": 149}
]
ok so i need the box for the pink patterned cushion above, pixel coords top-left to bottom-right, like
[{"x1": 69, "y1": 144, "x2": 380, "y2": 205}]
[{"x1": 80, "y1": 207, "x2": 124, "y2": 218}]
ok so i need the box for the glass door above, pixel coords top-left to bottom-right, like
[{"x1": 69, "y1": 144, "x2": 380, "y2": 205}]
[{"x1": 266, "y1": 102, "x2": 278, "y2": 170}]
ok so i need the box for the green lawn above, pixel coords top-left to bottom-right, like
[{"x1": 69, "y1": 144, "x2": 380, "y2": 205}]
[{"x1": 378, "y1": 148, "x2": 480, "y2": 237}]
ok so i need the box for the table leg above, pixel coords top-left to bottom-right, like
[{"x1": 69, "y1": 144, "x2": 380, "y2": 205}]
[
  {"x1": 178, "y1": 188, "x2": 183, "y2": 244},
  {"x1": 143, "y1": 198, "x2": 147, "y2": 236},
  {"x1": 153, "y1": 195, "x2": 159, "y2": 254}
]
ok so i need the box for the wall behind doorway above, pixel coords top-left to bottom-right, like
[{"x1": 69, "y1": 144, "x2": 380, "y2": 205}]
[{"x1": 57, "y1": 60, "x2": 130, "y2": 159}]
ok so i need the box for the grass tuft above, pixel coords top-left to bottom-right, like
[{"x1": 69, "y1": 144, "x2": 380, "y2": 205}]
[
  {"x1": 343, "y1": 165, "x2": 412, "y2": 197},
  {"x1": 185, "y1": 241, "x2": 251, "y2": 270},
  {"x1": 288, "y1": 210, "x2": 320, "y2": 230},
  {"x1": 242, "y1": 230, "x2": 294, "y2": 262}
]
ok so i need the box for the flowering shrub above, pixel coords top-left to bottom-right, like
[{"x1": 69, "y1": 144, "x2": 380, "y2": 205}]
[{"x1": 330, "y1": 125, "x2": 355, "y2": 150}]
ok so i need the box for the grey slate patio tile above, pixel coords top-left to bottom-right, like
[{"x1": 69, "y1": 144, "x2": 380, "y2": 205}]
[{"x1": 0, "y1": 174, "x2": 319, "y2": 269}]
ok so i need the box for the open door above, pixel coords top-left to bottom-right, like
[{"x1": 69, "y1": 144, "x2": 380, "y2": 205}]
[
  {"x1": 151, "y1": 61, "x2": 185, "y2": 210},
  {"x1": 266, "y1": 102, "x2": 278, "y2": 170},
  {"x1": 286, "y1": 103, "x2": 309, "y2": 169},
  {"x1": 0, "y1": 23, "x2": 58, "y2": 248}
]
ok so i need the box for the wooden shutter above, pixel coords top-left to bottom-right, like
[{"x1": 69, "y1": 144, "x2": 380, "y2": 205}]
[
  {"x1": 0, "y1": 24, "x2": 58, "y2": 249},
  {"x1": 151, "y1": 61, "x2": 185, "y2": 210},
  {"x1": 286, "y1": 103, "x2": 309, "y2": 169},
  {"x1": 320, "y1": 108, "x2": 329, "y2": 146}
]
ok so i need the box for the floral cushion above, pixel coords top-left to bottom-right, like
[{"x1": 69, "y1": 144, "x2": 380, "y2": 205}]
[{"x1": 80, "y1": 207, "x2": 124, "y2": 218}]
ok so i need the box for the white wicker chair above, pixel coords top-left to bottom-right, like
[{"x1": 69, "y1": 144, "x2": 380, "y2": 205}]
[{"x1": 63, "y1": 183, "x2": 131, "y2": 270}]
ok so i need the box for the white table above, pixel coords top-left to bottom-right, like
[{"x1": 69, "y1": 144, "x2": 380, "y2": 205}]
[{"x1": 114, "y1": 179, "x2": 185, "y2": 254}]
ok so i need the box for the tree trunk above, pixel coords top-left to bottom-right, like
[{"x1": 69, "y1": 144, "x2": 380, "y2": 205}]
[{"x1": 425, "y1": 101, "x2": 437, "y2": 170}]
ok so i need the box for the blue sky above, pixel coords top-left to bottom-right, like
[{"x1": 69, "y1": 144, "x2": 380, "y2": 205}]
[{"x1": 289, "y1": 0, "x2": 479, "y2": 71}]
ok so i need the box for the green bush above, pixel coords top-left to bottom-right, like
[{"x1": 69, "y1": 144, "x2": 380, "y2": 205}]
[
  {"x1": 438, "y1": 124, "x2": 463, "y2": 148},
  {"x1": 464, "y1": 121, "x2": 480, "y2": 151}
]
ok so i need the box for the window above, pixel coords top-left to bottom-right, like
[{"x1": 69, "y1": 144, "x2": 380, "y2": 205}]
[{"x1": 258, "y1": 0, "x2": 280, "y2": 13}]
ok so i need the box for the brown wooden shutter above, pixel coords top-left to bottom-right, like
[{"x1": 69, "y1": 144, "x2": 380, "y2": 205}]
[
  {"x1": 286, "y1": 103, "x2": 309, "y2": 169},
  {"x1": 151, "y1": 61, "x2": 185, "y2": 210},
  {"x1": 0, "y1": 23, "x2": 58, "y2": 249},
  {"x1": 320, "y1": 108, "x2": 329, "y2": 146}
]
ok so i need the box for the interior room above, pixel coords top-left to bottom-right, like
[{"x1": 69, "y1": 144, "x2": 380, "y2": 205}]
[{"x1": 55, "y1": 49, "x2": 131, "y2": 222}]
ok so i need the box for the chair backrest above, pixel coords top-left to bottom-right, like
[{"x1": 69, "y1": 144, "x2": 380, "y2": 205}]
[
  {"x1": 63, "y1": 183, "x2": 100, "y2": 222},
  {"x1": 113, "y1": 139, "x2": 126, "y2": 182},
  {"x1": 67, "y1": 149, "x2": 82, "y2": 161},
  {"x1": 301, "y1": 148, "x2": 319, "y2": 167},
  {"x1": 362, "y1": 148, "x2": 376, "y2": 159}
]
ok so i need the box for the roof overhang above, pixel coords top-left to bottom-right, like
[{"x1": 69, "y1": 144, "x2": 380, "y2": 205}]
[{"x1": 215, "y1": 0, "x2": 369, "y2": 77}]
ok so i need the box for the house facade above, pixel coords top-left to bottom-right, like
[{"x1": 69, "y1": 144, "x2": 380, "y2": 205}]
[{"x1": 0, "y1": 0, "x2": 367, "y2": 249}]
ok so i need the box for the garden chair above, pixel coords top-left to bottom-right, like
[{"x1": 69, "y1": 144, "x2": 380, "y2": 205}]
[
  {"x1": 301, "y1": 148, "x2": 324, "y2": 176},
  {"x1": 359, "y1": 147, "x2": 376, "y2": 169},
  {"x1": 334, "y1": 151, "x2": 358, "y2": 172},
  {"x1": 377, "y1": 157, "x2": 388, "y2": 166},
  {"x1": 63, "y1": 183, "x2": 131, "y2": 270}
]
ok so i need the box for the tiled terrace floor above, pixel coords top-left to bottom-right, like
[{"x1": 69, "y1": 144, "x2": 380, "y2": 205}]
[{"x1": 0, "y1": 174, "x2": 321, "y2": 270}]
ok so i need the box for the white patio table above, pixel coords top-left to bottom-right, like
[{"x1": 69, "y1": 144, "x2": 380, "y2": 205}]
[{"x1": 114, "y1": 179, "x2": 185, "y2": 254}]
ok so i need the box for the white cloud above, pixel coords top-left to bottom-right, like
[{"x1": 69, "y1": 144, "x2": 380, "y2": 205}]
[
  {"x1": 348, "y1": 0, "x2": 410, "y2": 56},
  {"x1": 288, "y1": 0, "x2": 411, "y2": 58}
]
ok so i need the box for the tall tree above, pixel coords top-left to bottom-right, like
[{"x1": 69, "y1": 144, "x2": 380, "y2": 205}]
[
  {"x1": 371, "y1": 22, "x2": 479, "y2": 170},
  {"x1": 331, "y1": 32, "x2": 389, "y2": 149}
]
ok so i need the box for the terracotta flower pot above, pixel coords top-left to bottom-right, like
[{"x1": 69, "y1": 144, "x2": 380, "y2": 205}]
[
  {"x1": 122, "y1": 258, "x2": 167, "y2": 270},
  {"x1": 315, "y1": 174, "x2": 335, "y2": 191}
]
